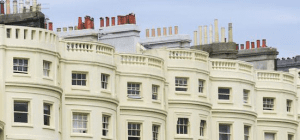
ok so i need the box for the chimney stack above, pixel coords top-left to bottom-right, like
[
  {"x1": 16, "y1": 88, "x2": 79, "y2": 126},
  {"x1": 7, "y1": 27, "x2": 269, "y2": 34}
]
[
  {"x1": 151, "y1": 28, "x2": 155, "y2": 37},
  {"x1": 117, "y1": 16, "x2": 121, "y2": 25},
  {"x1": 146, "y1": 29, "x2": 149, "y2": 38},
  {"x1": 106, "y1": 17, "x2": 110, "y2": 27},
  {"x1": 25, "y1": 0, "x2": 30, "y2": 13},
  {"x1": 174, "y1": 26, "x2": 178, "y2": 35},
  {"x1": 32, "y1": 0, "x2": 37, "y2": 12},
  {"x1": 214, "y1": 19, "x2": 219, "y2": 43},
  {"x1": 198, "y1": 26, "x2": 202, "y2": 45},
  {"x1": 262, "y1": 39, "x2": 266, "y2": 47},
  {"x1": 209, "y1": 24, "x2": 213, "y2": 44},
  {"x1": 157, "y1": 28, "x2": 161, "y2": 37},
  {"x1": 13, "y1": 0, "x2": 17, "y2": 14},
  {"x1": 194, "y1": 31, "x2": 197, "y2": 45},
  {"x1": 251, "y1": 42, "x2": 255, "y2": 49},
  {"x1": 228, "y1": 23, "x2": 233, "y2": 42},
  {"x1": 48, "y1": 22, "x2": 53, "y2": 31},
  {"x1": 169, "y1": 27, "x2": 172, "y2": 35},
  {"x1": 241, "y1": 44, "x2": 244, "y2": 50},
  {"x1": 257, "y1": 40, "x2": 260, "y2": 48},
  {"x1": 163, "y1": 27, "x2": 167, "y2": 36},
  {"x1": 128, "y1": 13, "x2": 136, "y2": 24},
  {"x1": 204, "y1": 25, "x2": 208, "y2": 44},
  {"x1": 68, "y1": 26, "x2": 73, "y2": 31},
  {"x1": 111, "y1": 17, "x2": 115, "y2": 26},
  {"x1": 19, "y1": 0, "x2": 23, "y2": 13},
  {"x1": 6, "y1": 0, "x2": 10, "y2": 14},
  {"x1": 100, "y1": 17, "x2": 104, "y2": 27},
  {"x1": 63, "y1": 27, "x2": 67, "y2": 32},
  {"x1": 78, "y1": 17, "x2": 83, "y2": 30},
  {"x1": 0, "y1": 0, "x2": 4, "y2": 14},
  {"x1": 221, "y1": 27, "x2": 225, "y2": 42},
  {"x1": 57, "y1": 28, "x2": 61, "y2": 32},
  {"x1": 84, "y1": 16, "x2": 92, "y2": 29},
  {"x1": 246, "y1": 41, "x2": 250, "y2": 49}
]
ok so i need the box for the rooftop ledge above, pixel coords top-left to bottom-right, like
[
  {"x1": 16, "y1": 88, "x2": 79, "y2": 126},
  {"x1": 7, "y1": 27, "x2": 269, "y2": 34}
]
[{"x1": 139, "y1": 34, "x2": 191, "y2": 45}]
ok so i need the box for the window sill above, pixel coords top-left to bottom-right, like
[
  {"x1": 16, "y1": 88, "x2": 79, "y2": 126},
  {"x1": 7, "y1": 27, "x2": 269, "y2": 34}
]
[
  {"x1": 198, "y1": 136, "x2": 207, "y2": 140},
  {"x1": 12, "y1": 123, "x2": 33, "y2": 128},
  {"x1": 42, "y1": 126, "x2": 55, "y2": 131},
  {"x1": 174, "y1": 135, "x2": 193, "y2": 140},
  {"x1": 71, "y1": 86, "x2": 90, "y2": 91},
  {"x1": 243, "y1": 104, "x2": 252, "y2": 107},
  {"x1": 175, "y1": 92, "x2": 191, "y2": 95},
  {"x1": 287, "y1": 113, "x2": 294, "y2": 116},
  {"x1": 101, "y1": 136, "x2": 113, "y2": 140},
  {"x1": 70, "y1": 133, "x2": 93, "y2": 138},
  {"x1": 43, "y1": 77, "x2": 53, "y2": 81},
  {"x1": 127, "y1": 97, "x2": 144, "y2": 101},
  {"x1": 198, "y1": 94, "x2": 207, "y2": 98},
  {"x1": 263, "y1": 110, "x2": 277, "y2": 114},
  {"x1": 13, "y1": 73, "x2": 31, "y2": 78},
  {"x1": 101, "y1": 90, "x2": 112, "y2": 94},
  {"x1": 217, "y1": 100, "x2": 233, "y2": 104},
  {"x1": 152, "y1": 100, "x2": 161, "y2": 104}
]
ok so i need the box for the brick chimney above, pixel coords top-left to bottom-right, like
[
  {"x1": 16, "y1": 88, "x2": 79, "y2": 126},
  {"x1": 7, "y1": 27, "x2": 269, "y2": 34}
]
[
  {"x1": 236, "y1": 44, "x2": 239, "y2": 50},
  {"x1": 241, "y1": 44, "x2": 244, "y2": 50},
  {"x1": 163, "y1": 27, "x2": 167, "y2": 36},
  {"x1": 151, "y1": 28, "x2": 155, "y2": 37},
  {"x1": 48, "y1": 22, "x2": 53, "y2": 31},
  {"x1": 128, "y1": 13, "x2": 136, "y2": 24},
  {"x1": 251, "y1": 42, "x2": 255, "y2": 49},
  {"x1": 112, "y1": 17, "x2": 115, "y2": 26},
  {"x1": 6, "y1": 0, "x2": 10, "y2": 14},
  {"x1": 106, "y1": 17, "x2": 110, "y2": 27},
  {"x1": 174, "y1": 26, "x2": 178, "y2": 35},
  {"x1": 169, "y1": 27, "x2": 172, "y2": 35},
  {"x1": 84, "y1": 16, "x2": 92, "y2": 29},
  {"x1": 0, "y1": 0, "x2": 4, "y2": 14},
  {"x1": 100, "y1": 17, "x2": 104, "y2": 27},
  {"x1": 157, "y1": 28, "x2": 161, "y2": 37},
  {"x1": 146, "y1": 29, "x2": 149, "y2": 38},
  {"x1": 246, "y1": 41, "x2": 250, "y2": 49},
  {"x1": 117, "y1": 16, "x2": 121, "y2": 25},
  {"x1": 262, "y1": 39, "x2": 266, "y2": 47}
]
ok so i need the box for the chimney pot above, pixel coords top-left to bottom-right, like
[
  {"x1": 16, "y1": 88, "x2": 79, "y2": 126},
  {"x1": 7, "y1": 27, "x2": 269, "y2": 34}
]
[
  {"x1": 174, "y1": 26, "x2": 178, "y2": 35},
  {"x1": 106, "y1": 17, "x2": 110, "y2": 27},
  {"x1": 111, "y1": 17, "x2": 115, "y2": 26},
  {"x1": 146, "y1": 29, "x2": 150, "y2": 38},
  {"x1": 194, "y1": 31, "x2": 198, "y2": 45},
  {"x1": 262, "y1": 39, "x2": 267, "y2": 47},
  {"x1": 214, "y1": 19, "x2": 219, "y2": 43},
  {"x1": 78, "y1": 17, "x2": 83, "y2": 30},
  {"x1": 157, "y1": 28, "x2": 161, "y2": 37},
  {"x1": 0, "y1": 0, "x2": 5, "y2": 14},
  {"x1": 68, "y1": 26, "x2": 73, "y2": 31},
  {"x1": 169, "y1": 27, "x2": 172, "y2": 35},
  {"x1": 6, "y1": 0, "x2": 10, "y2": 14},
  {"x1": 228, "y1": 23, "x2": 233, "y2": 42},
  {"x1": 241, "y1": 44, "x2": 244, "y2": 50},
  {"x1": 236, "y1": 44, "x2": 239, "y2": 50},
  {"x1": 63, "y1": 27, "x2": 67, "y2": 32},
  {"x1": 151, "y1": 28, "x2": 155, "y2": 37},
  {"x1": 100, "y1": 17, "x2": 104, "y2": 28},
  {"x1": 163, "y1": 27, "x2": 167, "y2": 36},
  {"x1": 74, "y1": 26, "x2": 78, "y2": 30},
  {"x1": 57, "y1": 28, "x2": 61, "y2": 32},
  {"x1": 251, "y1": 42, "x2": 255, "y2": 49},
  {"x1": 48, "y1": 22, "x2": 53, "y2": 31},
  {"x1": 246, "y1": 41, "x2": 250, "y2": 49},
  {"x1": 257, "y1": 40, "x2": 261, "y2": 48}
]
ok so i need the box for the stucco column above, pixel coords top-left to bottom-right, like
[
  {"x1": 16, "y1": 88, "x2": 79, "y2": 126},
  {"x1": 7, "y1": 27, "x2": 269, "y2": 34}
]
[
  {"x1": 228, "y1": 23, "x2": 233, "y2": 42},
  {"x1": 221, "y1": 27, "x2": 225, "y2": 42},
  {"x1": 204, "y1": 25, "x2": 207, "y2": 44},
  {"x1": 198, "y1": 26, "x2": 202, "y2": 45},
  {"x1": 193, "y1": 31, "x2": 197, "y2": 46},
  {"x1": 209, "y1": 24, "x2": 213, "y2": 44},
  {"x1": 214, "y1": 19, "x2": 219, "y2": 43}
]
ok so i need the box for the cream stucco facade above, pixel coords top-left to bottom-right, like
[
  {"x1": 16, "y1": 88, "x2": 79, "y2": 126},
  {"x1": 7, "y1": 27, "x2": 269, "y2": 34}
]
[{"x1": 0, "y1": 24, "x2": 299, "y2": 140}]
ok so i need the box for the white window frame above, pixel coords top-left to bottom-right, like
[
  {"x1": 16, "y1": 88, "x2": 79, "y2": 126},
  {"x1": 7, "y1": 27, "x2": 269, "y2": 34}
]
[
  {"x1": 219, "y1": 124, "x2": 231, "y2": 140},
  {"x1": 287, "y1": 99, "x2": 292, "y2": 113},
  {"x1": 264, "y1": 132, "x2": 276, "y2": 140},
  {"x1": 43, "y1": 103, "x2": 52, "y2": 126},
  {"x1": 288, "y1": 134, "x2": 293, "y2": 140},
  {"x1": 43, "y1": 61, "x2": 51, "y2": 77},
  {"x1": 13, "y1": 58, "x2": 29, "y2": 74},
  {"x1": 13, "y1": 100, "x2": 30, "y2": 124},
  {"x1": 198, "y1": 80, "x2": 204, "y2": 93},
  {"x1": 72, "y1": 72, "x2": 87, "y2": 86},
  {"x1": 101, "y1": 74, "x2": 109, "y2": 89},
  {"x1": 218, "y1": 88, "x2": 231, "y2": 100},
  {"x1": 175, "y1": 77, "x2": 188, "y2": 92},
  {"x1": 127, "y1": 83, "x2": 141, "y2": 99},
  {"x1": 152, "y1": 125, "x2": 159, "y2": 140},
  {"x1": 263, "y1": 98, "x2": 274, "y2": 111},
  {"x1": 177, "y1": 118, "x2": 189, "y2": 134},
  {"x1": 243, "y1": 89, "x2": 249, "y2": 104},
  {"x1": 128, "y1": 123, "x2": 141, "y2": 140},
  {"x1": 102, "y1": 115, "x2": 109, "y2": 136},
  {"x1": 200, "y1": 120, "x2": 206, "y2": 136},
  {"x1": 244, "y1": 125, "x2": 250, "y2": 140},
  {"x1": 72, "y1": 112, "x2": 89, "y2": 134},
  {"x1": 152, "y1": 85, "x2": 159, "y2": 100}
]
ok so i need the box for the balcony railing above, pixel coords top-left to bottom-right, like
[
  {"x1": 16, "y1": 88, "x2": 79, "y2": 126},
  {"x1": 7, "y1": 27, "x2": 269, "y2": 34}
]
[
  {"x1": 210, "y1": 59, "x2": 253, "y2": 74},
  {"x1": 256, "y1": 71, "x2": 295, "y2": 84},
  {"x1": 64, "y1": 41, "x2": 114, "y2": 55},
  {"x1": 168, "y1": 49, "x2": 208, "y2": 62},
  {"x1": 120, "y1": 54, "x2": 164, "y2": 69}
]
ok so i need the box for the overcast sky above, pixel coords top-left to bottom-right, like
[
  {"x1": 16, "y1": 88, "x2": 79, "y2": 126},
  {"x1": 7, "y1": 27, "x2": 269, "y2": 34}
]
[{"x1": 36, "y1": 0, "x2": 300, "y2": 57}]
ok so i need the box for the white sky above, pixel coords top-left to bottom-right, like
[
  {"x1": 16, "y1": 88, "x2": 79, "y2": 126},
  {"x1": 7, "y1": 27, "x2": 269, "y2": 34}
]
[{"x1": 35, "y1": 0, "x2": 300, "y2": 57}]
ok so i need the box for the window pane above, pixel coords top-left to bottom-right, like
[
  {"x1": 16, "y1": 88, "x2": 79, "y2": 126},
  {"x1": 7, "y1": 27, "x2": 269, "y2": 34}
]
[
  {"x1": 44, "y1": 115, "x2": 50, "y2": 125},
  {"x1": 14, "y1": 102, "x2": 28, "y2": 112},
  {"x1": 14, "y1": 113, "x2": 28, "y2": 123},
  {"x1": 219, "y1": 125, "x2": 230, "y2": 133}
]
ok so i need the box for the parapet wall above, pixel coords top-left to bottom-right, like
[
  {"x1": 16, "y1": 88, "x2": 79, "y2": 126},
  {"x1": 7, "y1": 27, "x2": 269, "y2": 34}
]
[{"x1": 277, "y1": 56, "x2": 300, "y2": 72}]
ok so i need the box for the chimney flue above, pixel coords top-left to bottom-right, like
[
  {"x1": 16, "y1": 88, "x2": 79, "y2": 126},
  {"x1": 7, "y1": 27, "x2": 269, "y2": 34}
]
[
  {"x1": 13, "y1": 0, "x2": 17, "y2": 14},
  {"x1": 241, "y1": 44, "x2": 244, "y2": 50},
  {"x1": 236, "y1": 44, "x2": 239, "y2": 50},
  {"x1": 169, "y1": 27, "x2": 172, "y2": 35},
  {"x1": 106, "y1": 17, "x2": 110, "y2": 27},
  {"x1": 48, "y1": 22, "x2": 53, "y2": 31},
  {"x1": 63, "y1": 27, "x2": 67, "y2": 32},
  {"x1": 246, "y1": 41, "x2": 250, "y2": 49},
  {"x1": 157, "y1": 28, "x2": 161, "y2": 37},
  {"x1": 257, "y1": 40, "x2": 260, "y2": 48},
  {"x1": 37, "y1": 3, "x2": 41, "y2": 12},
  {"x1": 198, "y1": 26, "x2": 202, "y2": 45},
  {"x1": 221, "y1": 27, "x2": 225, "y2": 42},
  {"x1": 209, "y1": 24, "x2": 213, "y2": 44},
  {"x1": 0, "y1": 0, "x2": 4, "y2": 14},
  {"x1": 204, "y1": 25, "x2": 208, "y2": 44},
  {"x1": 214, "y1": 19, "x2": 219, "y2": 43},
  {"x1": 194, "y1": 31, "x2": 198, "y2": 45},
  {"x1": 174, "y1": 26, "x2": 178, "y2": 35},
  {"x1": 100, "y1": 17, "x2": 104, "y2": 27},
  {"x1": 6, "y1": 0, "x2": 10, "y2": 14},
  {"x1": 163, "y1": 27, "x2": 167, "y2": 36},
  {"x1": 251, "y1": 42, "x2": 255, "y2": 49},
  {"x1": 19, "y1": 0, "x2": 23, "y2": 13},
  {"x1": 32, "y1": 0, "x2": 37, "y2": 12},
  {"x1": 25, "y1": 0, "x2": 30, "y2": 13},
  {"x1": 262, "y1": 39, "x2": 266, "y2": 47},
  {"x1": 146, "y1": 29, "x2": 149, "y2": 38},
  {"x1": 151, "y1": 28, "x2": 155, "y2": 37},
  {"x1": 78, "y1": 17, "x2": 83, "y2": 30},
  {"x1": 111, "y1": 17, "x2": 115, "y2": 26},
  {"x1": 69, "y1": 26, "x2": 73, "y2": 31},
  {"x1": 57, "y1": 28, "x2": 61, "y2": 32},
  {"x1": 228, "y1": 23, "x2": 233, "y2": 42}
]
